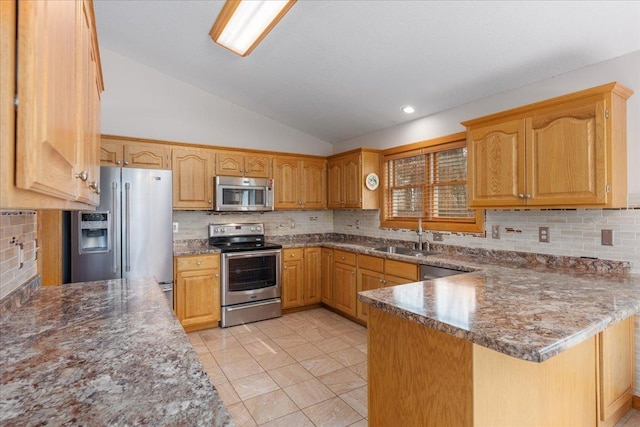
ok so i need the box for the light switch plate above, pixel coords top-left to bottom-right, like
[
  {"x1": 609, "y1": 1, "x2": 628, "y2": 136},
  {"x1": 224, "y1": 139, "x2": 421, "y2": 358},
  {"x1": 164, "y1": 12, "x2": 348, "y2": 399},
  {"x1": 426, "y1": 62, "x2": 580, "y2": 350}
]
[
  {"x1": 491, "y1": 225, "x2": 500, "y2": 239},
  {"x1": 601, "y1": 229, "x2": 614, "y2": 246},
  {"x1": 173, "y1": 222, "x2": 179, "y2": 233},
  {"x1": 539, "y1": 226, "x2": 550, "y2": 243},
  {"x1": 433, "y1": 232, "x2": 444, "y2": 242}
]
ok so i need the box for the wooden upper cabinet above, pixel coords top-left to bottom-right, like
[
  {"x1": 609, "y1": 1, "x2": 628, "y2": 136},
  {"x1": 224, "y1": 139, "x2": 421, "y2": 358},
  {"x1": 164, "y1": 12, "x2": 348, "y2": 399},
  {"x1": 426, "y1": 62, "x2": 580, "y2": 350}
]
[
  {"x1": 464, "y1": 82, "x2": 633, "y2": 209},
  {"x1": 12, "y1": 0, "x2": 102, "y2": 207},
  {"x1": 216, "y1": 150, "x2": 271, "y2": 177},
  {"x1": 327, "y1": 149, "x2": 380, "y2": 210},
  {"x1": 100, "y1": 136, "x2": 171, "y2": 169},
  {"x1": 526, "y1": 100, "x2": 606, "y2": 206},
  {"x1": 273, "y1": 156, "x2": 327, "y2": 210},
  {"x1": 467, "y1": 119, "x2": 526, "y2": 207},
  {"x1": 172, "y1": 146, "x2": 215, "y2": 210}
]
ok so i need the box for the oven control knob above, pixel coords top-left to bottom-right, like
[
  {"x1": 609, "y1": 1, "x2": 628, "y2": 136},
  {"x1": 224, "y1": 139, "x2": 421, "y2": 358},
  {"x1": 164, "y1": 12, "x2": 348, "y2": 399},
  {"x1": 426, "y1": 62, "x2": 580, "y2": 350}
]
[
  {"x1": 250, "y1": 227, "x2": 256, "y2": 231},
  {"x1": 256, "y1": 226, "x2": 262, "y2": 232}
]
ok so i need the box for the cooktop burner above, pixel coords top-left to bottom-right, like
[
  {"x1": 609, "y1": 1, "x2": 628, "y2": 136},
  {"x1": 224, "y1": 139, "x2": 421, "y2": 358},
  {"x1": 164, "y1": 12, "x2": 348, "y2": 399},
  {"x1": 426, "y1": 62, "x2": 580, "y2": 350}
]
[{"x1": 208, "y1": 223, "x2": 282, "y2": 253}]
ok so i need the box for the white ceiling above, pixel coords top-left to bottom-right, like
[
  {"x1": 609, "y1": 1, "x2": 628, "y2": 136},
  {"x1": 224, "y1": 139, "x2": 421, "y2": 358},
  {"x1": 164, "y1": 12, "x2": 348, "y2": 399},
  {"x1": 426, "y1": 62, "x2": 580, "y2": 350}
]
[{"x1": 93, "y1": 1, "x2": 640, "y2": 144}]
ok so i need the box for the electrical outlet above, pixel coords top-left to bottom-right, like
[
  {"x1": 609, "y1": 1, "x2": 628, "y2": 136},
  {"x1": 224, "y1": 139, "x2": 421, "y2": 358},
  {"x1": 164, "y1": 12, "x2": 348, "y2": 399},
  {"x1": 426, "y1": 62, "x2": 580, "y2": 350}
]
[
  {"x1": 491, "y1": 225, "x2": 500, "y2": 239},
  {"x1": 290, "y1": 220, "x2": 295, "y2": 229},
  {"x1": 432, "y1": 232, "x2": 444, "y2": 242},
  {"x1": 355, "y1": 220, "x2": 361, "y2": 229},
  {"x1": 538, "y1": 226, "x2": 550, "y2": 243},
  {"x1": 601, "y1": 229, "x2": 614, "y2": 246},
  {"x1": 173, "y1": 222, "x2": 179, "y2": 233}
]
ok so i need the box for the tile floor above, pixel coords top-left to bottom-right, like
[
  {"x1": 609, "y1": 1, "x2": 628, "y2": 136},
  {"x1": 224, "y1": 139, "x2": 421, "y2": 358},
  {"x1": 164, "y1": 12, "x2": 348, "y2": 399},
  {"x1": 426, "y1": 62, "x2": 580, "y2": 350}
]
[
  {"x1": 187, "y1": 308, "x2": 368, "y2": 426},
  {"x1": 189, "y1": 308, "x2": 640, "y2": 427}
]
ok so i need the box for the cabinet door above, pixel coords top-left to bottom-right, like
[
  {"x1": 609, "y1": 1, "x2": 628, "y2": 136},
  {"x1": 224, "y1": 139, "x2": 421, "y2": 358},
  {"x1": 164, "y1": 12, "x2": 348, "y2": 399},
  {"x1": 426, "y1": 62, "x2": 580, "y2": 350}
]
[
  {"x1": 598, "y1": 317, "x2": 634, "y2": 426},
  {"x1": 301, "y1": 159, "x2": 327, "y2": 209},
  {"x1": 356, "y1": 268, "x2": 385, "y2": 322},
  {"x1": 304, "y1": 247, "x2": 322, "y2": 304},
  {"x1": 124, "y1": 143, "x2": 170, "y2": 169},
  {"x1": 327, "y1": 159, "x2": 343, "y2": 208},
  {"x1": 75, "y1": 1, "x2": 101, "y2": 206},
  {"x1": 16, "y1": 0, "x2": 80, "y2": 202},
  {"x1": 527, "y1": 100, "x2": 607, "y2": 206},
  {"x1": 216, "y1": 151, "x2": 244, "y2": 176},
  {"x1": 273, "y1": 157, "x2": 300, "y2": 209},
  {"x1": 245, "y1": 155, "x2": 271, "y2": 178},
  {"x1": 333, "y1": 262, "x2": 357, "y2": 316},
  {"x1": 321, "y1": 248, "x2": 334, "y2": 306},
  {"x1": 343, "y1": 153, "x2": 362, "y2": 208},
  {"x1": 175, "y1": 268, "x2": 220, "y2": 331},
  {"x1": 100, "y1": 140, "x2": 124, "y2": 166},
  {"x1": 467, "y1": 119, "x2": 526, "y2": 207},
  {"x1": 282, "y1": 255, "x2": 304, "y2": 309},
  {"x1": 172, "y1": 147, "x2": 215, "y2": 209}
]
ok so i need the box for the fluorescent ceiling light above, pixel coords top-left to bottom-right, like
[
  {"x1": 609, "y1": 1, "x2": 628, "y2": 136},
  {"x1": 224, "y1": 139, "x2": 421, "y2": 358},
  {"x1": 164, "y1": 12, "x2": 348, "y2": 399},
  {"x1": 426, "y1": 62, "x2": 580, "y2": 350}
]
[
  {"x1": 210, "y1": 0, "x2": 296, "y2": 57},
  {"x1": 401, "y1": 105, "x2": 416, "y2": 114}
]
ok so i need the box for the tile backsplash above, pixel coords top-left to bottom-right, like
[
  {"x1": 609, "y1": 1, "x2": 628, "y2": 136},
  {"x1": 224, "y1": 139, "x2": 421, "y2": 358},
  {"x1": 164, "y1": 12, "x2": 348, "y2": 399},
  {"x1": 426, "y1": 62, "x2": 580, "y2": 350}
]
[
  {"x1": 0, "y1": 211, "x2": 37, "y2": 299},
  {"x1": 172, "y1": 210, "x2": 334, "y2": 240},
  {"x1": 334, "y1": 208, "x2": 640, "y2": 274}
]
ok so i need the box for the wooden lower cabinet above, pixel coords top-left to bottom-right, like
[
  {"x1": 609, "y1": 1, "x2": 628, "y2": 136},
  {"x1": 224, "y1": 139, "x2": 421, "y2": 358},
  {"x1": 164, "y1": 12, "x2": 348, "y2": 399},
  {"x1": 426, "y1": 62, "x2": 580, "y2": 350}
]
[
  {"x1": 282, "y1": 248, "x2": 304, "y2": 309},
  {"x1": 174, "y1": 254, "x2": 220, "y2": 332},
  {"x1": 597, "y1": 316, "x2": 634, "y2": 427},
  {"x1": 282, "y1": 247, "x2": 322, "y2": 309},
  {"x1": 356, "y1": 254, "x2": 418, "y2": 323},
  {"x1": 321, "y1": 248, "x2": 334, "y2": 306},
  {"x1": 333, "y1": 250, "x2": 357, "y2": 316}
]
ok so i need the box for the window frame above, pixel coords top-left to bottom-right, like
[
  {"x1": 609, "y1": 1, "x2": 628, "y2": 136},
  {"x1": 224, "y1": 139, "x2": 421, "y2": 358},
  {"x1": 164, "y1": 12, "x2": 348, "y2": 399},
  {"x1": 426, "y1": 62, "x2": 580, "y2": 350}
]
[{"x1": 380, "y1": 132, "x2": 484, "y2": 233}]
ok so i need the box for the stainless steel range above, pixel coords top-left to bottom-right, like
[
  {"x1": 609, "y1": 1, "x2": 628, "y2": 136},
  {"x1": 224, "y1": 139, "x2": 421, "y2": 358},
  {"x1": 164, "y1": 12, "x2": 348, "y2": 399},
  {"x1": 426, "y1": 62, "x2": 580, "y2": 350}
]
[{"x1": 209, "y1": 223, "x2": 282, "y2": 328}]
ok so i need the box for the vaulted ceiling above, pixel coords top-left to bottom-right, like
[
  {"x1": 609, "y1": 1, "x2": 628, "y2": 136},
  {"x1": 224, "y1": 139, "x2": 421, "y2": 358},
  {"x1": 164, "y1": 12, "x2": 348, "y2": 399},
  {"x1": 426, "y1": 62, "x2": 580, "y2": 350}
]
[{"x1": 94, "y1": 1, "x2": 640, "y2": 144}]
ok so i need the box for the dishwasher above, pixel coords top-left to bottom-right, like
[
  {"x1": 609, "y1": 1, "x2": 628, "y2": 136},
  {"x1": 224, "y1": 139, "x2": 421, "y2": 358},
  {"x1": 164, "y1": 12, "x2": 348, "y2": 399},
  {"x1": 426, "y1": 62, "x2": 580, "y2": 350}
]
[{"x1": 419, "y1": 265, "x2": 465, "y2": 280}]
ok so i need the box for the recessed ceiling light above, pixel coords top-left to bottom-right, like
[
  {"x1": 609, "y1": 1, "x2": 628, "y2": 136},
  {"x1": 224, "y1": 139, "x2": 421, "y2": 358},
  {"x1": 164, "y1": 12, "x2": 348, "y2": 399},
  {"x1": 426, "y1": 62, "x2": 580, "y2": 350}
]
[{"x1": 401, "y1": 105, "x2": 416, "y2": 114}]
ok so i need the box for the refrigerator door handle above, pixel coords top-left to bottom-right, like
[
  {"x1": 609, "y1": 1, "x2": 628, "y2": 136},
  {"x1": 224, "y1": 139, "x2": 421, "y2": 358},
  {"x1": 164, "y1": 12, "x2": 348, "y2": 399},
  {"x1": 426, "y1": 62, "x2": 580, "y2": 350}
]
[
  {"x1": 125, "y1": 182, "x2": 131, "y2": 272},
  {"x1": 112, "y1": 181, "x2": 118, "y2": 274}
]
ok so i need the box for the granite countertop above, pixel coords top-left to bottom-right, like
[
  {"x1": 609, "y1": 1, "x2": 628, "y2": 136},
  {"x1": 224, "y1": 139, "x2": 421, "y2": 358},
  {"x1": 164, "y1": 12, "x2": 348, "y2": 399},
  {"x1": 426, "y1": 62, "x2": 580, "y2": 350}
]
[
  {"x1": 357, "y1": 251, "x2": 640, "y2": 363},
  {"x1": 0, "y1": 277, "x2": 233, "y2": 426}
]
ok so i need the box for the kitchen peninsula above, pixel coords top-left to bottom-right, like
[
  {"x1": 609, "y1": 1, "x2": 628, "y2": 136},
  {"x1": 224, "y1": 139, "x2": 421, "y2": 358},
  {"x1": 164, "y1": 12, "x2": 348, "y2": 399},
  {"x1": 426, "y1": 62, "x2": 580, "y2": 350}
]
[
  {"x1": 0, "y1": 277, "x2": 232, "y2": 426},
  {"x1": 358, "y1": 254, "x2": 640, "y2": 427}
]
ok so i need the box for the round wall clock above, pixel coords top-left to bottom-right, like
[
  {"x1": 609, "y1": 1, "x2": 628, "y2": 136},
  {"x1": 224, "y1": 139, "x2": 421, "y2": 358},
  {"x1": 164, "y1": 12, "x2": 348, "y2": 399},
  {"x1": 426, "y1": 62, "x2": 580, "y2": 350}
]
[{"x1": 365, "y1": 173, "x2": 379, "y2": 190}]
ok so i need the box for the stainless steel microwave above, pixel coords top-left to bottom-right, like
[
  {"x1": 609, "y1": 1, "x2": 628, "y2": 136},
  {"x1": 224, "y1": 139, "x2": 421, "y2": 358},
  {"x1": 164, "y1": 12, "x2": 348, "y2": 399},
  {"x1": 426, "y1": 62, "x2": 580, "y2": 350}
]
[{"x1": 214, "y1": 176, "x2": 274, "y2": 212}]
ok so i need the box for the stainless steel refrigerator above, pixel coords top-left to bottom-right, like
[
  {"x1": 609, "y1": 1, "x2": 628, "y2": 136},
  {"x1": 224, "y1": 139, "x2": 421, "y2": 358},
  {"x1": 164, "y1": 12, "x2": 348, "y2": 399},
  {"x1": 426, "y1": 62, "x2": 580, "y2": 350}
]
[{"x1": 71, "y1": 167, "x2": 174, "y2": 305}]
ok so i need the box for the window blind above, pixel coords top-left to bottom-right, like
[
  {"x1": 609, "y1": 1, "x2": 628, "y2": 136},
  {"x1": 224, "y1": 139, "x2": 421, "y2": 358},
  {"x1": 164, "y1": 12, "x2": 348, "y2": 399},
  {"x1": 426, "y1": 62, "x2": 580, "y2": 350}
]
[{"x1": 385, "y1": 145, "x2": 474, "y2": 221}]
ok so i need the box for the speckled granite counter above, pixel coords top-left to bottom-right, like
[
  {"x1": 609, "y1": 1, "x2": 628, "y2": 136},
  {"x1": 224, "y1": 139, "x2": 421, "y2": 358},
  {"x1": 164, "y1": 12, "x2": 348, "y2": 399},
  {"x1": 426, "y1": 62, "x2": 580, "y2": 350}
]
[
  {"x1": 0, "y1": 277, "x2": 233, "y2": 426},
  {"x1": 358, "y1": 251, "x2": 640, "y2": 362}
]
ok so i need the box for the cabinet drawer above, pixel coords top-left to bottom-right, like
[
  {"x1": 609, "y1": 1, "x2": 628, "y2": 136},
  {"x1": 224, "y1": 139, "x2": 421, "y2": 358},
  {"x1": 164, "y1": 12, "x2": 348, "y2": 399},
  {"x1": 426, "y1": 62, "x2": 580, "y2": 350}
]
[
  {"x1": 334, "y1": 250, "x2": 356, "y2": 266},
  {"x1": 385, "y1": 260, "x2": 418, "y2": 281},
  {"x1": 283, "y1": 248, "x2": 304, "y2": 261},
  {"x1": 358, "y1": 254, "x2": 384, "y2": 273},
  {"x1": 175, "y1": 255, "x2": 219, "y2": 271}
]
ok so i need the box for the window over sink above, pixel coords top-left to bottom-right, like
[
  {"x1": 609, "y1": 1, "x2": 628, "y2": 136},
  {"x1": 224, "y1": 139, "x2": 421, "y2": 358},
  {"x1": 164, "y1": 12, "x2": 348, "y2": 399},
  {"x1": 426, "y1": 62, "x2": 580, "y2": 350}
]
[{"x1": 381, "y1": 132, "x2": 484, "y2": 233}]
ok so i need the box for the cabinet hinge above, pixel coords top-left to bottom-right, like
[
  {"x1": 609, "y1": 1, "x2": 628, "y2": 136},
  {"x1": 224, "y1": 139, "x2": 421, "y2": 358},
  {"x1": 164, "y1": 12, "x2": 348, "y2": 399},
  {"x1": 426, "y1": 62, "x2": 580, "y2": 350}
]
[
  {"x1": 605, "y1": 184, "x2": 611, "y2": 193},
  {"x1": 605, "y1": 109, "x2": 609, "y2": 119}
]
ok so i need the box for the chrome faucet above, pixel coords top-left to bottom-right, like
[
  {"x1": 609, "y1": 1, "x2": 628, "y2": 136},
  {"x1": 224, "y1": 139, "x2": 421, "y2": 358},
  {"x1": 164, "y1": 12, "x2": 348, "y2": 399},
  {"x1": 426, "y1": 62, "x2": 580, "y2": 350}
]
[{"x1": 415, "y1": 217, "x2": 430, "y2": 252}]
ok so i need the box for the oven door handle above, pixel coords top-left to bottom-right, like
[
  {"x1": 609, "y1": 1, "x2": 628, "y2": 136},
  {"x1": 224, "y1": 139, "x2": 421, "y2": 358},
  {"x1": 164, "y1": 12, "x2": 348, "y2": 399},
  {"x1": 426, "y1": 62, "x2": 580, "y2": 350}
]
[
  {"x1": 222, "y1": 249, "x2": 282, "y2": 260},
  {"x1": 224, "y1": 299, "x2": 281, "y2": 311}
]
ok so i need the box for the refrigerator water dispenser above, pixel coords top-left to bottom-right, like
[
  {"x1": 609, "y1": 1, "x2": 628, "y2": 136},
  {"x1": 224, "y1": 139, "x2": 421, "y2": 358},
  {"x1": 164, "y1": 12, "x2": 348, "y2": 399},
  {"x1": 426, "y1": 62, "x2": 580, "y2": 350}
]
[{"x1": 78, "y1": 212, "x2": 110, "y2": 253}]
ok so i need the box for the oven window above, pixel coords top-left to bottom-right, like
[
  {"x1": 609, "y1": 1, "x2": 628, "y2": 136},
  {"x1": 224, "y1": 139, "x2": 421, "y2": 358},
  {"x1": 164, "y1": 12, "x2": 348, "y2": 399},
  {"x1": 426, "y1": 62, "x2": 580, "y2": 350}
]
[
  {"x1": 222, "y1": 187, "x2": 265, "y2": 206},
  {"x1": 228, "y1": 255, "x2": 277, "y2": 291}
]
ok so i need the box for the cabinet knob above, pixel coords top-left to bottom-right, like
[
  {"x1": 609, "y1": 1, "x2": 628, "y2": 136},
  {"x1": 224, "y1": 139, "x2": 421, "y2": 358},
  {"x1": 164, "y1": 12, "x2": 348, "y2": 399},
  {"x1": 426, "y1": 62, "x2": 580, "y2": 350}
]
[
  {"x1": 88, "y1": 181, "x2": 99, "y2": 191},
  {"x1": 208, "y1": 200, "x2": 212, "y2": 204},
  {"x1": 124, "y1": 161, "x2": 129, "y2": 166},
  {"x1": 524, "y1": 193, "x2": 531, "y2": 199},
  {"x1": 518, "y1": 193, "x2": 524, "y2": 199},
  {"x1": 215, "y1": 273, "x2": 219, "y2": 277},
  {"x1": 197, "y1": 261, "x2": 201, "y2": 265},
  {"x1": 351, "y1": 271, "x2": 356, "y2": 275},
  {"x1": 284, "y1": 266, "x2": 287, "y2": 270},
  {"x1": 75, "y1": 171, "x2": 88, "y2": 182},
  {"x1": 116, "y1": 160, "x2": 122, "y2": 165},
  {"x1": 290, "y1": 253, "x2": 295, "y2": 257}
]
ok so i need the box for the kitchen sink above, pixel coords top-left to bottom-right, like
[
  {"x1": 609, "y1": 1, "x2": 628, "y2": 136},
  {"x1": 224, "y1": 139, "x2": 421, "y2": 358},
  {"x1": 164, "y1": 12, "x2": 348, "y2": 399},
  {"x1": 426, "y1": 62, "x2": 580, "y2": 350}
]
[{"x1": 372, "y1": 246, "x2": 441, "y2": 257}]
